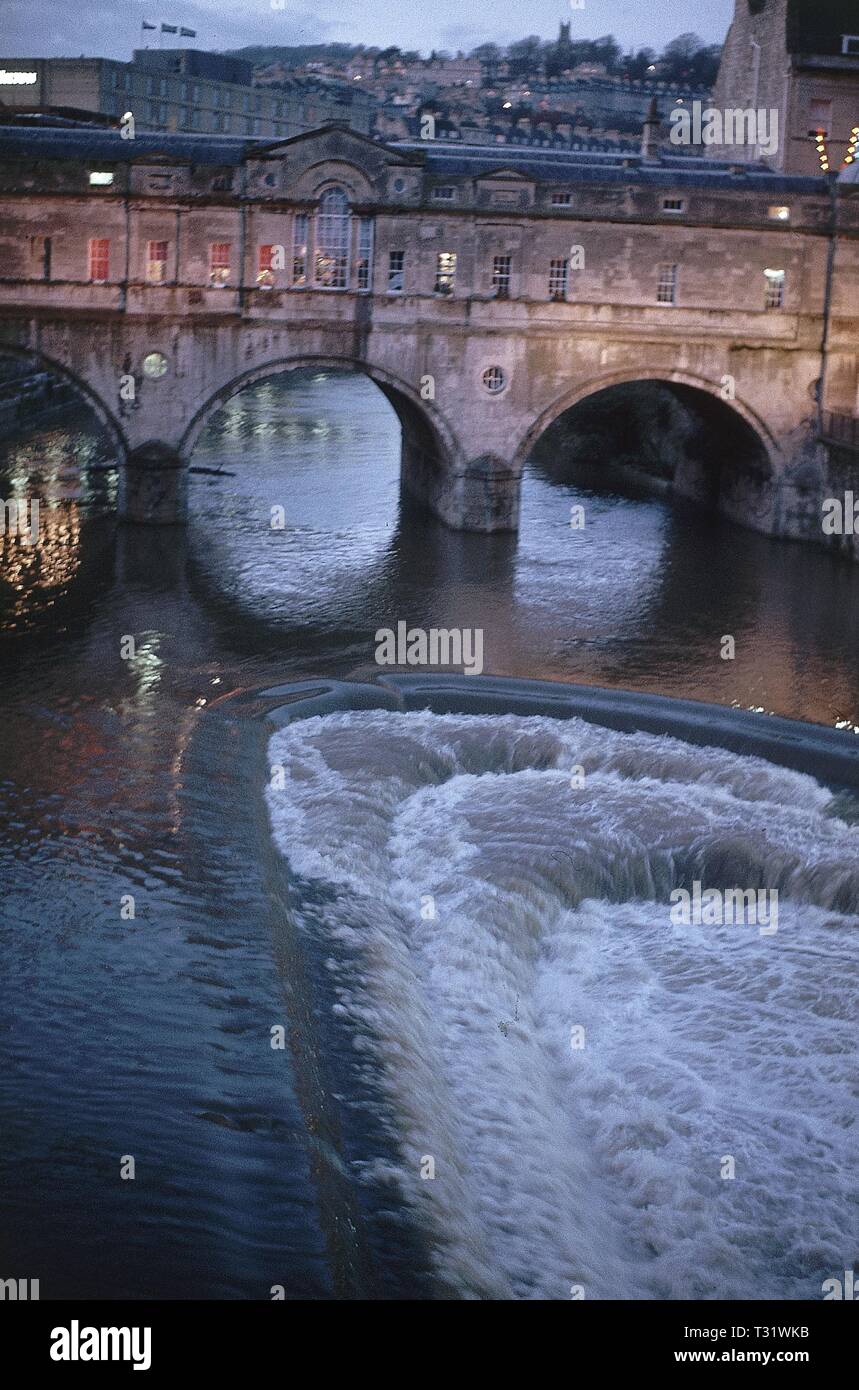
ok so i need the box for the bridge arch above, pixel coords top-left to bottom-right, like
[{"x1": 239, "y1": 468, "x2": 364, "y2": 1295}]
[
  {"x1": 514, "y1": 368, "x2": 785, "y2": 534},
  {"x1": 0, "y1": 344, "x2": 128, "y2": 458},
  {"x1": 178, "y1": 355, "x2": 461, "y2": 517},
  {"x1": 513, "y1": 368, "x2": 780, "y2": 475}
]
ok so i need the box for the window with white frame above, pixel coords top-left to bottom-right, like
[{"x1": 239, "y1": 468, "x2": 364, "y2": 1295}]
[
  {"x1": 842, "y1": 35, "x2": 859, "y2": 56},
  {"x1": 146, "y1": 239, "x2": 169, "y2": 283},
  {"x1": 314, "y1": 186, "x2": 351, "y2": 288},
  {"x1": 662, "y1": 197, "x2": 685, "y2": 213},
  {"x1": 551, "y1": 191, "x2": 572, "y2": 206},
  {"x1": 548, "y1": 258, "x2": 568, "y2": 300},
  {"x1": 432, "y1": 186, "x2": 456, "y2": 201},
  {"x1": 292, "y1": 212, "x2": 308, "y2": 286},
  {"x1": 387, "y1": 249, "x2": 404, "y2": 293},
  {"x1": 656, "y1": 263, "x2": 678, "y2": 304},
  {"x1": 492, "y1": 254, "x2": 511, "y2": 298},
  {"x1": 356, "y1": 216, "x2": 374, "y2": 291},
  {"x1": 764, "y1": 268, "x2": 785, "y2": 308},
  {"x1": 209, "y1": 242, "x2": 231, "y2": 287},
  {"x1": 434, "y1": 250, "x2": 456, "y2": 295}
]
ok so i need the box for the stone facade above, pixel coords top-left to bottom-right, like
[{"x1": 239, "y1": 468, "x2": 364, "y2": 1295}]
[
  {"x1": 0, "y1": 122, "x2": 857, "y2": 552},
  {"x1": 711, "y1": 1, "x2": 859, "y2": 173}
]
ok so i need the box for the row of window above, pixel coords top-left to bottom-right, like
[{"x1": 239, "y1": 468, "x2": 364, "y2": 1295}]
[
  {"x1": 142, "y1": 103, "x2": 278, "y2": 135},
  {"x1": 431, "y1": 187, "x2": 794, "y2": 221},
  {"x1": 112, "y1": 68, "x2": 300, "y2": 119},
  {"x1": 85, "y1": 237, "x2": 786, "y2": 307}
]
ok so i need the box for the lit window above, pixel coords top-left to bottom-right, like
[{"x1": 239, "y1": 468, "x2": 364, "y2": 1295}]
[
  {"x1": 551, "y1": 191, "x2": 571, "y2": 206},
  {"x1": 356, "y1": 216, "x2": 374, "y2": 291},
  {"x1": 292, "y1": 212, "x2": 308, "y2": 286},
  {"x1": 434, "y1": 251, "x2": 456, "y2": 295},
  {"x1": 548, "y1": 258, "x2": 568, "y2": 301},
  {"x1": 432, "y1": 186, "x2": 456, "y2": 201},
  {"x1": 492, "y1": 254, "x2": 511, "y2": 298},
  {"x1": 764, "y1": 268, "x2": 785, "y2": 309},
  {"x1": 209, "y1": 243, "x2": 231, "y2": 287},
  {"x1": 314, "y1": 186, "x2": 351, "y2": 289},
  {"x1": 142, "y1": 351, "x2": 168, "y2": 380},
  {"x1": 88, "y1": 238, "x2": 110, "y2": 283},
  {"x1": 387, "y1": 249, "x2": 405, "y2": 293},
  {"x1": 146, "y1": 240, "x2": 169, "y2": 283},
  {"x1": 257, "y1": 244, "x2": 277, "y2": 288},
  {"x1": 768, "y1": 205, "x2": 790, "y2": 221},
  {"x1": 656, "y1": 263, "x2": 677, "y2": 304},
  {"x1": 89, "y1": 171, "x2": 114, "y2": 187},
  {"x1": 662, "y1": 197, "x2": 684, "y2": 213}
]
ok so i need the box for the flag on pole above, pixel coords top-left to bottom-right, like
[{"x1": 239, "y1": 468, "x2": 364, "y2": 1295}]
[
  {"x1": 161, "y1": 23, "x2": 178, "y2": 34},
  {"x1": 180, "y1": 27, "x2": 196, "y2": 38}
]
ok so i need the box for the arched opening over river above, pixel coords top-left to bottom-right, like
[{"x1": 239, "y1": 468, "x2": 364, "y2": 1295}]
[
  {"x1": 0, "y1": 351, "x2": 118, "y2": 636},
  {"x1": 185, "y1": 366, "x2": 408, "y2": 631},
  {"x1": 522, "y1": 377, "x2": 776, "y2": 531}
]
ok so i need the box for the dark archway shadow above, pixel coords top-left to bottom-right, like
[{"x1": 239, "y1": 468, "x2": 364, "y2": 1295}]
[{"x1": 526, "y1": 379, "x2": 775, "y2": 529}]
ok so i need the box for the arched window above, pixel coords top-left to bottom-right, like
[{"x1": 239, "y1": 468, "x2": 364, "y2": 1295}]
[{"x1": 314, "y1": 186, "x2": 351, "y2": 288}]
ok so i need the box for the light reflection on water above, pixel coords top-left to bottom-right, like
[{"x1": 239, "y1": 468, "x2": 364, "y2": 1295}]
[{"x1": 1, "y1": 367, "x2": 859, "y2": 1299}]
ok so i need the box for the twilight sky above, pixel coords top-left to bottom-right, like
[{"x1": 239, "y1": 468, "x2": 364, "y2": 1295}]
[{"x1": 2, "y1": 1, "x2": 735, "y2": 61}]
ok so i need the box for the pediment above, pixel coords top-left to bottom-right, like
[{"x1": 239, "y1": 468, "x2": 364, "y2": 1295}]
[
  {"x1": 248, "y1": 124, "x2": 423, "y2": 201},
  {"x1": 475, "y1": 167, "x2": 535, "y2": 183}
]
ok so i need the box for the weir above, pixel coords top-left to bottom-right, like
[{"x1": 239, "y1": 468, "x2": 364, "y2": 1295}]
[{"x1": 259, "y1": 674, "x2": 859, "y2": 790}]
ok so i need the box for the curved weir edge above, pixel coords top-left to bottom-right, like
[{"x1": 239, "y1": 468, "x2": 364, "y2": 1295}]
[{"x1": 256, "y1": 675, "x2": 859, "y2": 793}]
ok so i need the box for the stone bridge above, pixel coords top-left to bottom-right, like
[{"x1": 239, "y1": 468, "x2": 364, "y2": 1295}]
[{"x1": 0, "y1": 123, "x2": 857, "y2": 540}]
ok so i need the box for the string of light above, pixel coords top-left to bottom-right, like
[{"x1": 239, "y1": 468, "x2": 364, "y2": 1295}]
[{"x1": 813, "y1": 125, "x2": 859, "y2": 173}]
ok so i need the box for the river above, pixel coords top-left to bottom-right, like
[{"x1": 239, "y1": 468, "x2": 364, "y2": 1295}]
[{"x1": 1, "y1": 368, "x2": 857, "y2": 1298}]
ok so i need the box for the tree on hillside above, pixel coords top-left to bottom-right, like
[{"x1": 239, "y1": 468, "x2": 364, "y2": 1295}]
[
  {"x1": 621, "y1": 47, "x2": 656, "y2": 80},
  {"x1": 507, "y1": 36, "x2": 544, "y2": 79}
]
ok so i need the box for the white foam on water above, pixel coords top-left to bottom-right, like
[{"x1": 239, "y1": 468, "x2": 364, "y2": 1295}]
[{"x1": 265, "y1": 709, "x2": 859, "y2": 1300}]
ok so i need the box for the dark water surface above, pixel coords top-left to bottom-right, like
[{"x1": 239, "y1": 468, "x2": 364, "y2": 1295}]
[{"x1": 1, "y1": 369, "x2": 858, "y2": 1298}]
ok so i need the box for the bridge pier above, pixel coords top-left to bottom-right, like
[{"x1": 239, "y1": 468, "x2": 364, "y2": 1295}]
[
  {"x1": 119, "y1": 443, "x2": 188, "y2": 525},
  {"x1": 437, "y1": 456, "x2": 521, "y2": 533},
  {"x1": 399, "y1": 435, "x2": 520, "y2": 533}
]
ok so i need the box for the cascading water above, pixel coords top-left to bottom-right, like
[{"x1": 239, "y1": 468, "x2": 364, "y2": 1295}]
[{"x1": 266, "y1": 709, "x2": 859, "y2": 1300}]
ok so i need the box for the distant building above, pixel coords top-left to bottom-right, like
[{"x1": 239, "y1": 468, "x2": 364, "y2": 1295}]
[
  {"x1": 0, "y1": 50, "x2": 374, "y2": 138},
  {"x1": 712, "y1": 0, "x2": 859, "y2": 172}
]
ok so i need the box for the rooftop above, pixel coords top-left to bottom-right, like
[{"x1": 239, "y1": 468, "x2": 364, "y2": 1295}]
[{"x1": 0, "y1": 123, "x2": 837, "y2": 193}]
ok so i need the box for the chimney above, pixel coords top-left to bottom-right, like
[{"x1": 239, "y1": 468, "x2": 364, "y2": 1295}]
[{"x1": 641, "y1": 96, "x2": 661, "y2": 162}]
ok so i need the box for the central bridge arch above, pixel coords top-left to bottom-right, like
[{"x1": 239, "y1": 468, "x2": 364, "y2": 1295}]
[{"x1": 178, "y1": 355, "x2": 460, "y2": 518}]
